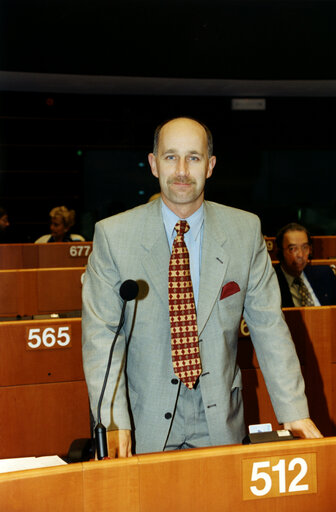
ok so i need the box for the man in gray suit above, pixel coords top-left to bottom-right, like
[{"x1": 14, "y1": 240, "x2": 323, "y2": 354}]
[{"x1": 82, "y1": 117, "x2": 322, "y2": 458}]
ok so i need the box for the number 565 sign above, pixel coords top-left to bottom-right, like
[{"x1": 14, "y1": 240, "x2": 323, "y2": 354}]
[
  {"x1": 242, "y1": 453, "x2": 317, "y2": 500},
  {"x1": 26, "y1": 326, "x2": 72, "y2": 350}
]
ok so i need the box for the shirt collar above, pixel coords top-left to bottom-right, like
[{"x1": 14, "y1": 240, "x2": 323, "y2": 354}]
[
  {"x1": 280, "y1": 265, "x2": 303, "y2": 287},
  {"x1": 161, "y1": 200, "x2": 204, "y2": 241}
]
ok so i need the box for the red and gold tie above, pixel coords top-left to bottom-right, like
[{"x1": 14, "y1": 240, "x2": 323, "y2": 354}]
[{"x1": 168, "y1": 220, "x2": 202, "y2": 389}]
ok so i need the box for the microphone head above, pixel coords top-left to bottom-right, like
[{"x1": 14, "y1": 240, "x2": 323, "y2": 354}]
[{"x1": 119, "y1": 279, "x2": 139, "y2": 301}]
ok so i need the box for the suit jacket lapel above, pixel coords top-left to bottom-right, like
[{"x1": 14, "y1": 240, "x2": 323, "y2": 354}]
[
  {"x1": 197, "y1": 202, "x2": 229, "y2": 335},
  {"x1": 139, "y1": 200, "x2": 170, "y2": 307}
]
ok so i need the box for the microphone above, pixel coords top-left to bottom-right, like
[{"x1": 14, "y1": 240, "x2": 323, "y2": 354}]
[
  {"x1": 119, "y1": 279, "x2": 139, "y2": 302},
  {"x1": 95, "y1": 279, "x2": 139, "y2": 460}
]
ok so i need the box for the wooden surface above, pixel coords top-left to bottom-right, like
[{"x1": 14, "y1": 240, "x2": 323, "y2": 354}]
[
  {"x1": 0, "y1": 318, "x2": 84, "y2": 386},
  {"x1": 0, "y1": 381, "x2": 91, "y2": 458},
  {"x1": 0, "y1": 267, "x2": 84, "y2": 317},
  {"x1": 238, "y1": 306, "x2": 336, "y2": 437},
  {"x1": 2, "y1": 307, "x2": 336, "y2": 458},
  {"x1": 0, "y1": 242, "x2": 92, "y2": 269},
  {"x1": 1, "y1": 438, "x2": 336, "y2": 512},
  {"x1": 0, "y1": 318, "x2": 91, "y2": 458}
]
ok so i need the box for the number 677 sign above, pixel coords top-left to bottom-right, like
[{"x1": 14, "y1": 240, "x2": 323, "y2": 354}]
[{"x1": 242, "y1": 453, "x2": 317, "y2": 500}]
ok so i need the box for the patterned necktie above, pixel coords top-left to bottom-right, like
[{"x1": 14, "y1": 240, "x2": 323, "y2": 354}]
[
  {"x1": 168, "y1": 220, "x2": 202, "y2": 389},
  {"x1": 293, "y1": 276, "x2": 314, "y2": 306}
]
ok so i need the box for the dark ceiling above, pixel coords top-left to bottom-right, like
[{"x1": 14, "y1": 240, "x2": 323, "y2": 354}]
[{"x1": 1, "y1": 0, "x2": 336, "y2": 81}]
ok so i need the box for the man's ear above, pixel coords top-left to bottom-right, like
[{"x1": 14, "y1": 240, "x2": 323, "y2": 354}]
[
  {"x1": 206, "y1": 155, "x2": 216, "y2": 179},
  {"x1": 148, "y1": 153, "x2": 158, "y2": 178}
]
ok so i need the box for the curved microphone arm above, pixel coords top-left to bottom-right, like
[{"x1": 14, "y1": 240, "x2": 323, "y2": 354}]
[{"x1": 95, "y1": 279, "x2": 139, "y2": 460}]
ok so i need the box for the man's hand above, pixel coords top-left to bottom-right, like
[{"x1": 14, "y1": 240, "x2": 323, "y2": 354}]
[
  {"x1": 107, "y1": 429, "x2": 132, "y2": 458},
  {"x1": 284, "y1": 418, "x2": 323, "y2": 439}
]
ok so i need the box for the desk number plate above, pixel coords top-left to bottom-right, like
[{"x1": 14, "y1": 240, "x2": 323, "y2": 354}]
[{"x1": 242, "y1": 453, "x2": 317, "y2": 500}]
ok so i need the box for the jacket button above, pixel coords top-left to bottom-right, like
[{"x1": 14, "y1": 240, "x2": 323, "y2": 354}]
[
  {"x1": 171, "y1": 378, "x2": 178, "y2": 384},
  {"x1": 165, "y1": 412, "x2": 172, "y2": 419}
]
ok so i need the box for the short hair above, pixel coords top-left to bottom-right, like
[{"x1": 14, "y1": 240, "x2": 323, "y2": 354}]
[
  {"x1": 49, "y1": 206, "x2": 75, "y2": 229},
  {"x1": 152, "y1": 117, "x2": 213, "y2": 158},
  {"x1": 276, "y1": 222, "x2": 312, "y2": 261}
]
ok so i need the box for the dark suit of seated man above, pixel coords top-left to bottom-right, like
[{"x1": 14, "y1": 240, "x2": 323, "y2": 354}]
[{"x1": 274, "y1": 222, "x2": 336, "y2": 308}]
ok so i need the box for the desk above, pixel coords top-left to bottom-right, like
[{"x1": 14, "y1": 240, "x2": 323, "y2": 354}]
[
  {"x1": 0, "y1": 242, "x2": 92, "y2": 269},
  {"x1": 0, "y1": 267, "x2": 84, "y2": 317},
  {"x1": 0, "y1": 438, "x2": 335, "y2": 511},
  {"x1": 238, "y1": 306, "x2": 336, "y2": 436},
  {"x1": 0, "y1": 318, "x2": 91, "y2": 458}
]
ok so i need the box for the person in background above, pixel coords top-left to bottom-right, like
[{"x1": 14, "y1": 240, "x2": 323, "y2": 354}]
[
  {"x1": 274, "y1": 222, "x2": 336, "y2": 307},
  {"x1": 35, "y1": 206, "x2": 85, "y2": 243}
]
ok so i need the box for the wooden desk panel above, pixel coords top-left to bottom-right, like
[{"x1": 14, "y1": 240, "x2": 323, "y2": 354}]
[
  {"x1": 83, "y1": 459, "x2": 140, "y2": 512},
  {"x1": 311, "y1": 236, "x2": 336, "y2": 259},
  {"x1": 0, "y1": 380, "x2": 91, "y2": 458},
  {"x1": 37, "y1": 242, "x2": 92, "y2": 268},
  {"x1": 36, "y1": 268, "x2": 84, "y2": 313},
  {"x1": 0, "y1": 464, "x2": 83, "y2": 512},
  {"x1": 0, "y1": 244, "x2": 38, "y2": 269},
  {"x1": 284, "y1": 307, "x2": 335, "y2": 436},
  {"x1": 0, "y1": 242, "x2": 92, "y2": 269},
  {"x1": 0, "y1": 268, "x2": 84, "y2": 317},
  {"x1": 0, "y1": 269, "x2": 37, "y2": 317},
  {"x1": 0, "y1": 318, "x2": 91, "y2": 459},
  {"x1": 0, "y1": 435, "x2": 336, "y2": 511},
  {"x1": 238, "y1": 307, "x2": 336, "y2": 436},
  {"x1": 0, "y1": 318, "x2": 84, "y2": 386},
  {"x1": 136, "y1": 438, "x2": 336, "y2": 512}
]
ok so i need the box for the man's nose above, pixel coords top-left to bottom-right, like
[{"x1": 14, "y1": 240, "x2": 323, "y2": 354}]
[
  {"x1": 296, "y1": 247, "x2": 304, "y2": 258},
  {"x1": 176, "y1": 158, "x2": 188, "y2": 175}
]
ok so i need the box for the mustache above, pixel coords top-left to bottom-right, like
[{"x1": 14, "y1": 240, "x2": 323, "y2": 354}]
[{"x1": 167, "y1": 177, "x2": 195, "y2": 185}]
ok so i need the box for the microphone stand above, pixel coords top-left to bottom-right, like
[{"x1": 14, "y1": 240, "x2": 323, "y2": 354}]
[{"x1": 95, "y1": 299, "x2": 127, "y2": 460}]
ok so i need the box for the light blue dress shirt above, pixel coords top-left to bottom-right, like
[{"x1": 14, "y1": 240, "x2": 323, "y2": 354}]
[{"x1": 161, "y1": 200, "x2": 204, "y2": 308}]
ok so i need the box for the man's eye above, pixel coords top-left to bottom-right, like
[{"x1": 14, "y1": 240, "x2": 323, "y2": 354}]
[
  {"x1": 166, "y1": 155, "x2": 175, "y2": 160},
  {"x1": 189, "y1": 156, "x2": 199, "y2": 161}
]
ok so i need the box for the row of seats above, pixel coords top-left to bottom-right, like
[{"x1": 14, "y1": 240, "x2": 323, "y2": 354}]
[
  {"x1": 0, "y1": 236, "x2": 336, "y2": 270},
  {"x1": 0, "y1": 242, "x2": 92, "y2": 269},
  {"x1": 1, "y1": 307, "x2": 336, "y2": 459},
  {"x1": 1, "y1": 260, "x2": 336, "y2": 318},
  {"x1": 0, "y1": 244, "x2": 91, "y2": 459}
]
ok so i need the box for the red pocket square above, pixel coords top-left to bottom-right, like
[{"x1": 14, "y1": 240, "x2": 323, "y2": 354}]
[{"x1": 220, "y1": 281, "x2": 241, "y2": 300}]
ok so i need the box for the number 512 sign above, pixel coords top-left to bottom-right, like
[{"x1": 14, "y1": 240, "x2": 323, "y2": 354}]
[{"x1": 242, "y1": 453, "x2": 317, "y2": 500}]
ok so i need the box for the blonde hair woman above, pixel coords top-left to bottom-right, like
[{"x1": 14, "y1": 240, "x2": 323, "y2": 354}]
[{"x1": 35, "y1": 206, "x2": 85, "y2": 243}]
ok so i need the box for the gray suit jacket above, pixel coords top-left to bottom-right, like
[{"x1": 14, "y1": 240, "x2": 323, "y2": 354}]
[{"x1": 82, "y1": 199, "x2": 309, "y2": 453}]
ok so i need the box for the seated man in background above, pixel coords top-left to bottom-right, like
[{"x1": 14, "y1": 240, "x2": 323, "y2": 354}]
[{"x1": 274, "y1": 222, "x2": 336, "y2": 307}]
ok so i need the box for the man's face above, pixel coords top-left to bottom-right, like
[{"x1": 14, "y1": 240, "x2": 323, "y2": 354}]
[
  {"x1": 281, "y1": 230, "x2": 311, "y2": 277},
  {"x1": 148, "y1": 118, "x2": 216, "y2": 217}
]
